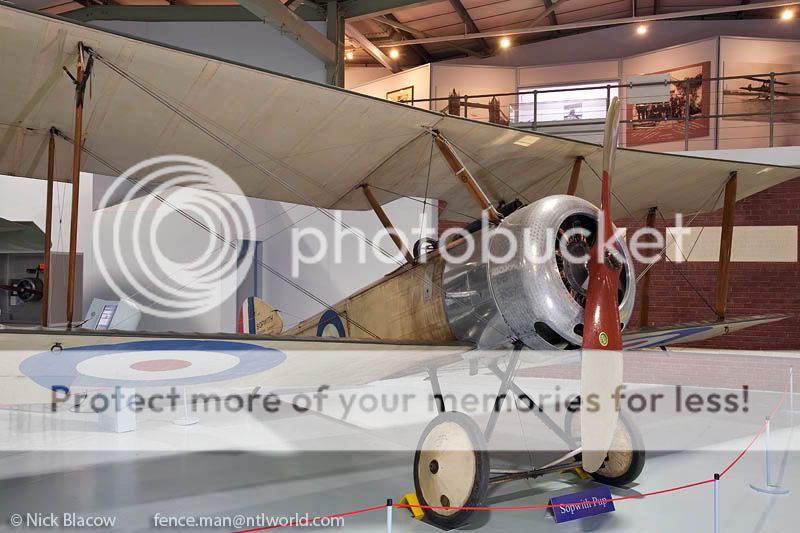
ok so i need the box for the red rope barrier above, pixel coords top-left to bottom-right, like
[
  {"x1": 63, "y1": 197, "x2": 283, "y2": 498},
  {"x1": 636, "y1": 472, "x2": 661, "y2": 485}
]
[
  {"x1": 233, "y1": 387, "x2": 789, "y2": 531},
  {"x1": 721, "y1": 386, "x2": 787, "y2": 477}
]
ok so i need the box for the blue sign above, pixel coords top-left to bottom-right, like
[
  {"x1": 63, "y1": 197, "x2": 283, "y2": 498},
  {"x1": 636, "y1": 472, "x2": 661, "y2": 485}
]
[{"x1": 549, "y1": 486, "x2": 615, "y2": 523}]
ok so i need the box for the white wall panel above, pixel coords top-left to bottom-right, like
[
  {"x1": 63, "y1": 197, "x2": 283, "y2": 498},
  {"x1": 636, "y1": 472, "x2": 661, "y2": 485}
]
[
  {"x1": 350, "y1": 64, "x2": 431, "y2": 109},
  {"x1": 430, "y1": 64, "x2": 516, "y2": 121},
  {"x1": 345, "y1": 67, "x2": 393, "y2": 89},
  {"x1": 97, "y1": 21, "x2": 328, "y2": 83},
  {"x1": 518, "y1": 60, "x2": 620, "y2": 88}
]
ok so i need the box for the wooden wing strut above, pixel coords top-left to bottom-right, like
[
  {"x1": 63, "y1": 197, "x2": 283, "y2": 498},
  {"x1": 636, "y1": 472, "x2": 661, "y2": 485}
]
[
  {"x1": 362, "y1": 185, "x2": 415, "y2": 264},
  {"x1": 432, "y1": 131, "x2": 502, "y2": 223}
]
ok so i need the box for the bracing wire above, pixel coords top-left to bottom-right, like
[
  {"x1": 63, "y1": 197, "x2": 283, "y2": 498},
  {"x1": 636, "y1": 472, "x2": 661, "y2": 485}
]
[
  {"x1": 418, "y1": 136, "x2": 435, "y2": 244},
  {"x1": 53, "y1": 129, "x2": 383, "y2": 339},
  {"x1": 582, "y1": 157, "x2": 637, "y2": 220},
  {"x1": 85, "y1": 49, "x2": 519, "y2": 345},
  {"x1": 656, "y1": 209, "x2": 722, "y2": 317},
  {"x1": 441, "y1": 137, "x2": 532, "y2": 204},
  {"x1": 635, "y1": 181, "x2": 726, "y2": 282}
]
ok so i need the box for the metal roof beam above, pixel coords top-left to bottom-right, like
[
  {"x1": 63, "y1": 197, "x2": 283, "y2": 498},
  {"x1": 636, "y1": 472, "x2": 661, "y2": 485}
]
[
  {"x1": 341, "y1": 0, "x2": 440, "y2": 20},
  {"x1": 542, "y1": 0, "x2": 559, "y2": 26},
  {"x1": 737, "y1": 0, "x2": 751, "y2": 19},
  {"x1": 345, "y1": 22, "x2": 401, "y2": 72},
  {"x1": 373, "y1": 14, "x2": 484, "y2": 58},
  {"x1": 382, "y1": 0, "x2": 800, "y2": 46},
  {"x1": 378, "y1": 14, "x2": 434, "y2": 64},
  {"x1": 238, "y1": 0, "x2": 336, "y2": 63},
  {"x1": 446, "y1": 0, "x2": 491, "y2": 53},
  {"x1": 62, "y1": 4, "x2": 326, "y2": 22},
  {"x1": 372, "y1": 15, "x2": 426, "y2": 37},
  {"x1": 327, "y1": 0, "x2": 345, "y2": 86},
  {"x1": 525, "y1": 0, "x2": 566, "y2": 28}
]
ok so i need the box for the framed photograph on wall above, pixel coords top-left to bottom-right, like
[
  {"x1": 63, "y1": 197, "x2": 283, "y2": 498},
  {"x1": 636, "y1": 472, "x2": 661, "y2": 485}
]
[
  {"x1": 386, "y1": 86, "x2": 414, "y2": 105},
  {"x1": 722, "y1": 62, "x2": 800, "y2": 124},
  {"x1": 625, "y1": 61, "x2": 711, "y2": 147}
]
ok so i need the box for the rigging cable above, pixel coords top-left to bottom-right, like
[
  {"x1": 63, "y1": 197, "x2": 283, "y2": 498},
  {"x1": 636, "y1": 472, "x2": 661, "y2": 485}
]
[
  {"x1": 440, "y1": 136, "x2": 532, "y2": 204},
  {"x1": 52, "y1": 129, "x2": 382, "y2": 339},
  {"x1": 656, "y1": 208, "x2": 722, "y2": 318},
  {"x1": 418, "y1": 136, "x2": 435, "y2": 245},
  {"x1": 635, "y1": 181, "x2": 726, "y2": 282},
  {"x1": 84, "y1": 49, "x2": 518, "y2": 346}
]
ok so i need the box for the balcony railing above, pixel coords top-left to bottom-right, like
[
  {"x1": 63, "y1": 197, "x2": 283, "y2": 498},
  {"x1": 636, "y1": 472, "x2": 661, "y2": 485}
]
[{"x1": 401, "y1": 71, "x2": 800, "y2": 151}]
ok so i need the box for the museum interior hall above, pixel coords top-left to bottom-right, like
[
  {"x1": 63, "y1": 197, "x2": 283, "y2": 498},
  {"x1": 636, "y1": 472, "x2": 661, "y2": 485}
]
[{"x1": 0, "y1": 1, "x2": 799, "y2": 532}]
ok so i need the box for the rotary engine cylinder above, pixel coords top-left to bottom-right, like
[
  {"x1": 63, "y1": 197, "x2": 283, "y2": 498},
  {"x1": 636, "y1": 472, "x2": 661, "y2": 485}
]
[{"x1": 442, "y1": 195, "x2": 636, "y2": 350}]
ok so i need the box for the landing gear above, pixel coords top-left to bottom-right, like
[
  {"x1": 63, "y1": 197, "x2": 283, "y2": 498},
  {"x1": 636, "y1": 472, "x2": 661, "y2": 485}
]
[
  {"x1": 413, "y1": 412, "x2": 489, "y2": 528},
  {"x1": 411, "y1": 345, "x2": 645, "y2": 529},
  {"x1": 564, "y1": 400, "x2": 646, "y2": 486}
]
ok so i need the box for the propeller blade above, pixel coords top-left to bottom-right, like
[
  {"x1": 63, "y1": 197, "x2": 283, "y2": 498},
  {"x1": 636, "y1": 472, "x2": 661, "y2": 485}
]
[{"x1": 580, "y1": 96, "x2": 624, "y2": 473}]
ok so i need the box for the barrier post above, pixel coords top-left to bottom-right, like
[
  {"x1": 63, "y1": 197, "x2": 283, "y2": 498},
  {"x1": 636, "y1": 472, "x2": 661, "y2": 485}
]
[
  {"x1": 790, "y1": 367, "x2": 795, "y2": 413},
  {"x1": 713, "y1": 473, "x2": 720, "y2": 533},
  {"x1": 386, "y1": 498, "x2": 393, "y2": 533},
  {"x1": 749, "y1": 417, "x2": 790, "y2": 495}
]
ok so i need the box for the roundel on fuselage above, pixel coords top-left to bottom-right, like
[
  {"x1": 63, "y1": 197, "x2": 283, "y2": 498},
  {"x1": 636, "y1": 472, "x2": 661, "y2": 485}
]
[{"x1": 316, "y1": 309, "x2": 346, "y2": 338}]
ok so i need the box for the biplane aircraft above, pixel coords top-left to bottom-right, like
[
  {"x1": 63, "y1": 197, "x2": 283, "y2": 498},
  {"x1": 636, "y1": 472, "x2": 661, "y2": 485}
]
[
  {"x1": 1, "y1": 5, "x2": 799, "y2": 528},
  {"x1": 739, "y1": 75, "x2": 800, "y2": 100}
]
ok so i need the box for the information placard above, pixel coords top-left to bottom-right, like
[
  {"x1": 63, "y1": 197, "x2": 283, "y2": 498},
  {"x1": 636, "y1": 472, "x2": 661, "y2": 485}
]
[{"x1": 549, "y1": 486, "x2": 615, "y2": 523}]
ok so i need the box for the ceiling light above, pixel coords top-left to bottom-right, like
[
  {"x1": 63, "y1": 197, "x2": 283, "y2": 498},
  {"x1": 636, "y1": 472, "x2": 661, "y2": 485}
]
[
  {"x1": 636, "y1": 24, "x2": 648, "y2": 35},
  {"x1": 389, "y1": 48, "x2": 400, "y2": 59},
  {"x1": 781, "y1": 8, "x2": 795, "y2": 20},
  {"x1": 345, "y1": 50, "x2": 354, "y2": 60},
  {"x1": 499, "y1": 37, "x2": 511, "y2": 49}
]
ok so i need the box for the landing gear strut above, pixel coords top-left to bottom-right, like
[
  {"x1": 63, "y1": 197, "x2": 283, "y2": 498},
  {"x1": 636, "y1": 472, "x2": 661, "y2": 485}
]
[{"x1": 413, "y1": 344, "x2": 645, "y2": 528}]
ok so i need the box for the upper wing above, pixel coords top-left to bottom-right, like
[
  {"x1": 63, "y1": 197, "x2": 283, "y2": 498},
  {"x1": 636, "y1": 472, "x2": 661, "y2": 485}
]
[
  {"x1": 621, "y1": 314, "x2": 789, "y2": 350},
  {"x1": 1, "y1": 5, "x2": 798, "y2": 222}
]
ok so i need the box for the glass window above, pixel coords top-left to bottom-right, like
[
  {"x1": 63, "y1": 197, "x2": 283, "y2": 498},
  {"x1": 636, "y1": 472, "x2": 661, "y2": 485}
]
[{"x1": 516, "y1": 82, "x2": 619, "y2": 123}]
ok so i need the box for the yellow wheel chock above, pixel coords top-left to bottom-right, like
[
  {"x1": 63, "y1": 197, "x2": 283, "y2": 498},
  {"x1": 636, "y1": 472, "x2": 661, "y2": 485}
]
[{"x1": 399, "y1": 492, "x2": 425, "y2": 519}]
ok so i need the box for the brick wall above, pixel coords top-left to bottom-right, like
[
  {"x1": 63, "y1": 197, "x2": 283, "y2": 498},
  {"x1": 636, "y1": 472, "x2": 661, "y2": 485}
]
[
  {"x1": 619, "y1": 175, "x2": 800, "y2": 350},
  {"x1": 439, "y1": 176, "x2": 800, "y2": 350}
]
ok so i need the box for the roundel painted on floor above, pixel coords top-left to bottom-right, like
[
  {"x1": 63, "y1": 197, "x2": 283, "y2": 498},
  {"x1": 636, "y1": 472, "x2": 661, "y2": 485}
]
[
  {"x1": 20, "y1": 339, "x2": 286, "y2": 392},
  {"x1": 316, "y1": 309, "x2": 346, "y2": 338}
]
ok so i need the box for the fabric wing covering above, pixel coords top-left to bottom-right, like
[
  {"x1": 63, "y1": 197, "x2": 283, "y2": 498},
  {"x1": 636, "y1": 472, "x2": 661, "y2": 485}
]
[{"x1": 1, "y1": 5, "x2": 798, "y2": 222}]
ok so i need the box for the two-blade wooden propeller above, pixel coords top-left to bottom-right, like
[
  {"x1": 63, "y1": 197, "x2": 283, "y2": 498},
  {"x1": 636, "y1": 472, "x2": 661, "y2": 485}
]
[{"x1": 579, "y1": 96, "x2": 625, "y2": 473}]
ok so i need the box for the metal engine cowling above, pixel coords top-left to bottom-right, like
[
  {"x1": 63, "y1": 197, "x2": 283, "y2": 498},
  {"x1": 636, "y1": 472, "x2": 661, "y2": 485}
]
[{"x1": 442, "y1": 195, "x2": 635, "y2": 350}]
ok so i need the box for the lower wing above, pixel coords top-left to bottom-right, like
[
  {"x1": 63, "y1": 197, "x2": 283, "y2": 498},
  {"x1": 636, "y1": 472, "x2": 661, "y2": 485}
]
[{"x1": 621, "y1": 314, "x2": 789, "y2": 350}]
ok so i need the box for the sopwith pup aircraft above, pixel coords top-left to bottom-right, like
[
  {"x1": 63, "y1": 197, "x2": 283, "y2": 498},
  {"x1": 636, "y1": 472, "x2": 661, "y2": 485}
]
[{"x1": 0, "y1": 5, "x2": 797, "y2": 527}]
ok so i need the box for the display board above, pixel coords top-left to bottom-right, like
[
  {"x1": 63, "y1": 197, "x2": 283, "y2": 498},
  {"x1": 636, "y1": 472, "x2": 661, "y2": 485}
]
[{"x1": 625, "y1": 61, "x2": 712, "y2": 147}]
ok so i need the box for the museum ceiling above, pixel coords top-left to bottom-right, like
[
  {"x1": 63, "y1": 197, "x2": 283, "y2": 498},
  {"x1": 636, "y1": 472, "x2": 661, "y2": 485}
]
[{"x1": 12, "y1": 0, "x2": 796, "y2": 68}]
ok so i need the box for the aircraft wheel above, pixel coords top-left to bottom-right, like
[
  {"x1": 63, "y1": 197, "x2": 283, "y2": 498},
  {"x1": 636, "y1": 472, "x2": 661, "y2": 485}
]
[
  {"x1": 413, "y1": 411, "x2": 489, "y2": 529},
  {"x1": 564, "y1": 398, "x2": 645, "y2": 486}
]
